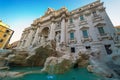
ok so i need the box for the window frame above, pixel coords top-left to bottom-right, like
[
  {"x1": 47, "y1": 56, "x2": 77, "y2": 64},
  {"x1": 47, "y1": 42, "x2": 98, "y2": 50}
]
[
  {"x1": 97, "y1": 27, "x2": 105, "y2": 36},
  {"x1": 80, "y1": 15, "x2": 84, "y2": 21},
  {"x1": 70, "y1": 32, "x2": 74, "y2": 40},
  {"x1": 6, "y1": 30, "x2": 10, "y2": 33},
  {"x1": 82, "y1": 29, "x2": 89, "y2": 38},
  {"x1": 3, "y1": 34, "x2": 7, "y2": 37},
  {"x1": 71, "y1": 47, "x2": 75, "y2": 53},
  {"x1": 69, "y1": 18, "x2": 73, "y2": 23},
  {"x1": 104, "y1": 45, "x2": 112, "y2": 55},
  {"x1": 92, "y1": 11, "x2": 97, "y2": 17},
  {"x1": 0, "y1": 39, "x2": 3, "y2": 43}
]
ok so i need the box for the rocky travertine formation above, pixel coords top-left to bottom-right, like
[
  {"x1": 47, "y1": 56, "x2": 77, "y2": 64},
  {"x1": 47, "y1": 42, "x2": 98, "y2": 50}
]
[
  {"x1": 26, "y1": 46, "x2": 57, "y2": 66},
  {"x1": 1, "y1": 40, "x2": 120, "y2": 80},
  {"x1": 0, "y1": 50, "x2": 12, "y2": 69},
  {"x1": 41, "y1": 50, "x2": 91, "y2": 74},
  {"x1": 77, "y1": 51, "x2": 90, "y2": 67},
  {"x1": 7, "y1": 50, "x2": 29, "y2": 66},
  {"x1": 0, "y1": 71, "x2": 26, "y2": 79},
  {"x1": 0, "y1": 56, "x2": 6, "y2": 67},
  {"x1": 6, "y1": 40, "x2": 58, "y2": 67},
  {"x1": 41, "y1": 54, "x2": 74, "y2": 74},
  {"x1": 87, "y1": 48, "x2": 120, "y2": 79}
]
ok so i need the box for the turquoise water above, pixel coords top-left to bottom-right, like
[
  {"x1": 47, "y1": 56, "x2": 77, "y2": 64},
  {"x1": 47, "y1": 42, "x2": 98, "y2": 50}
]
[
  {"x1": 1, "y1": 67, "x2": 102, "y2": 80},
  {"x1": 9, "y1": 67, "x2": 41, "y2": 72}
]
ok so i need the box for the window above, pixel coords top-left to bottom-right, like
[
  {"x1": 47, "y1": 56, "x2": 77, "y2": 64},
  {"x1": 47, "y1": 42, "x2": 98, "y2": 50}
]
[
  {"x1": 0, "y1": 39, "x2": 3, "y2": 43},
  {"x1": 92, "y1": 11, "x2": 97, "y2": 17},
  {"x1": 6, "y1": 30, "x2": 10, "y2": 33},
  {"x1": 70, "y1": 32, "x2": 74, "y2": 40},
  {"x1": 104, "y1": 45, "x2": 112, "y2": 55},
  {"x1": 70, "y1": 18, "x2": 73, "y2": 23},
  {"x1": 71, "y1": 47, "x2": 75, "y2": 53},
  {"x1": 82, "y1": 30, "x2": 88, "y2": 38},
  {"x1": 86, "y1": 46, "x2": 91, "y2": 49},
  {"x1": 98, "y1": 27, "x2": 105, "y2": 36},
  {"x1": 80, "y1": 15, "x2": 84, "y2": 21},
  {"x1": 3, "y1": 34, "x2": 7, "y2": 37}
]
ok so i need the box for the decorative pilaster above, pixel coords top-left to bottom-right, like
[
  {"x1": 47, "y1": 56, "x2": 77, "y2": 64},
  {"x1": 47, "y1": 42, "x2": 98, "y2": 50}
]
[
  {"x1": 49, "y1": 21, "x2": 56, "y2": 40},
  {"x1": 17, "y1": 34, "x2": 24, "y2": 48},
  {"x1": 24, "y1": 29, "x2": 34, "y2": 48},
  {"x1": 60, "y1": 18, "x2": 66, "y2": 43},
  {"x1": 32, "y1": 27, "x2": 41, "y2": 47},
  {"x1": 20, "y1": 33, "x2": 28, "y2": 48},
  {"x1": 76, "y1": 19, "x2": 81, "y2": 44}
]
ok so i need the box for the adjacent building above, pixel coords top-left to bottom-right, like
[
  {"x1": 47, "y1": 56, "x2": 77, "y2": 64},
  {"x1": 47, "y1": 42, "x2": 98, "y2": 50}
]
[
  {"x1": 115, "y1": 25, "x2": 120, "y2": 43},
  {"x1": 17, "y1": 0, "x2": 117, "y2": 55},
  {"x1": 0, "y1": 20, "x2": 14, "y2": 49},
  {"x1": 115, "y1": 26, "x2": 120, "y2": 35}
]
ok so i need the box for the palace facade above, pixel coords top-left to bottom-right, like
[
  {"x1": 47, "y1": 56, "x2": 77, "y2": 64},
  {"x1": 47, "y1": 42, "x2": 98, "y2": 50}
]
[
  {"x1": 0, "y1": 20, "x2": 14, "y2": 49},
  {"x1": 115, "y1": 26, "x2": 120, "y2": 35},
  {"x1": 17, "y1": 0, "x2": 117, "y2": 55}
]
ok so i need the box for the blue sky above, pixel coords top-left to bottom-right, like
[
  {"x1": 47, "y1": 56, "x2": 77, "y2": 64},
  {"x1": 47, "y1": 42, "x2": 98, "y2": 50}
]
[{"x1": 0, "y1": 0, "x2": 120, "y2": 43}]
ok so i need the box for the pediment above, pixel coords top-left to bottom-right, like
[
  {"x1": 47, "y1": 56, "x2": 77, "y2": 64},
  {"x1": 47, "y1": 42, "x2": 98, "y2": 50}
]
[
  {"x1": 80, "y1": 26, "x2": 89, "y2": 30},
  {"x1": 68, "y1": 29, "x2": 75, "y2": 32},
  {"x1": 94, "y1": 23, "x2": 106, "y2": 27}
]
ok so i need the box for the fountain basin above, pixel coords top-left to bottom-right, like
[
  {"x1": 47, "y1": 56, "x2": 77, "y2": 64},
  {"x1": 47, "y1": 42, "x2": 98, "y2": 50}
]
[{"x1": 0, "y1": 67, "x2": 102, "y2": 80}]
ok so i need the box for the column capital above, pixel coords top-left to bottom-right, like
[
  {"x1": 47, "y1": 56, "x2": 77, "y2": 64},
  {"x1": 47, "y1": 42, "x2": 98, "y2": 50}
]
[
  {"x1": 60, "y1": 17, "x2": 68, "y2": 23},
  {"x1": 51, "y1": 20, "x2": 56, "y2": 23}
]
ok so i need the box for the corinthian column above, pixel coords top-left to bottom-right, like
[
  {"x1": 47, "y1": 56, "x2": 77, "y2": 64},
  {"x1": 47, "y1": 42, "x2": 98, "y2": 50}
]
[
  {"x1": 24, "y1": 29, "x2": 34, "y2": 48},
  {"x1": 32, "y1": 27, "x2": 41, "y2": 47},
  {"x1": 60, "y1": 18, "x2": 66, "y2": 43},
  {"x1": 49, "y1": 21, "x2": 55, "y2": 40}
]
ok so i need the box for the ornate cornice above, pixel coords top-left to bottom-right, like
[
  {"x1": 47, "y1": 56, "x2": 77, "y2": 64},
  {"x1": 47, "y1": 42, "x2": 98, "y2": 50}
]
[
  {"x1": 31, "y1": 0, "x2": 104, "y2": 28},
  {"x1": 31, "y1": 7, "x2": 69, "y2": 25},
  {"x1": 94, "y1": 23, "x2": 106, "y2": 27},
  {"x1": 80, "y1": 26, "x2": 89, "y2": 30},
  {"x1": 70, "y1": 0, "x2": 103, "y2": 16},
  {"x1": 68, "y1": 29, "x2": 76, "y2": 32}
]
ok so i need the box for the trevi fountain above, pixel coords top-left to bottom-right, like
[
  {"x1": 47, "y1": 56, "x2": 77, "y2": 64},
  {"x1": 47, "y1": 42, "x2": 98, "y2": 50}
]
[{"x1": 0, "y1": 0, "x2": 120, "y2": 80}]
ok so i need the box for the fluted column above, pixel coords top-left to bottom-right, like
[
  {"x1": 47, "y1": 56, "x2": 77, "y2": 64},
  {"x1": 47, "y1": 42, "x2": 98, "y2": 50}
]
[
  {"x1": 60, "y1": 18, "x2": 66, "y2": 43},
  {"x1": 20, "y1": 33, "x2": 28, "y2": 48},
  {"x1": 17, "y1": 34, "x2": 24, "y2": 48},
  {"x1": 24, "y1": 29, "x2": 34, "y2": 48},
  {"x1": 32, "y1": 27, "x2": 40, "y2": 46},
  {"x1": 49, "y1": 21, "x2": 55, "y2": 40},
  {"x1": 76, "y1": 19, "x2": 81, "y2": 44}
]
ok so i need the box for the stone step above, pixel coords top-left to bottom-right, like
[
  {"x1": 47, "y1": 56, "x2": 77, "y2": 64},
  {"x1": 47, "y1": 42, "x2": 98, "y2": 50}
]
[{"x1": 0, "y1": 66, "x2": 9, "y2": 70}]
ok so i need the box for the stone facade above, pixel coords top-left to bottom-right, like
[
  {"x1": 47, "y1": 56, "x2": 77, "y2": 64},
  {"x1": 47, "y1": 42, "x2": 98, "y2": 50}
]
[{"x1": 17, "y1": 0, "x2": 118, "y2": 55}]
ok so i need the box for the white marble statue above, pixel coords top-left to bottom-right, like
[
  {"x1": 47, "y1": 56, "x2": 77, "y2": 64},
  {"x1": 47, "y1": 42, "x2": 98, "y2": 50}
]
[{"x1": 55, "y1": 32, "x2": 60, "y2": 43}]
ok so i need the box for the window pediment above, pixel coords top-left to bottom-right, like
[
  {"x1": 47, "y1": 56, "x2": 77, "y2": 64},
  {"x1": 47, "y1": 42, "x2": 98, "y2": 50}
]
[
  {"x1": 94, "y1": 23, "x2": 106, "y2": 27},
  {"x1": 80, "y1": 26, "x2": 89, "y2": 30},
  {"x1": 68, "y1": 29, "x2": 75, "y2": 33}
]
